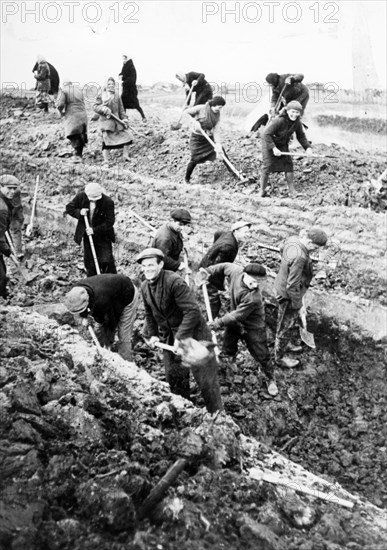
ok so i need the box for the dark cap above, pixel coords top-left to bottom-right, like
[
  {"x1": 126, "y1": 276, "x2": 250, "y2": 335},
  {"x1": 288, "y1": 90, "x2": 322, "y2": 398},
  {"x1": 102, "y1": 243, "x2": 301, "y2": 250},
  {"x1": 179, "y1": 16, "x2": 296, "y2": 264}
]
[
  {"x1": 306, "y1": 227, "x2": 328, "y2": 246},
  {"x1": 171, "y1": 208, "x2": 192, "y2": 224},
  {"x1": 286, "y1": 100, "x2": 303, "y2": 112},
  {"x1": 243, "y1": 263, "x2": 267, "y2": 280},
  {"x1": 0, "y1": 175, "x2": 20, "y2": 189},
  {"x1": 136, "y1": 247, "x2": 165, "y2": 263},
  {"x1": 265, "y1": 73, "x2": 279, "y2": 86}
]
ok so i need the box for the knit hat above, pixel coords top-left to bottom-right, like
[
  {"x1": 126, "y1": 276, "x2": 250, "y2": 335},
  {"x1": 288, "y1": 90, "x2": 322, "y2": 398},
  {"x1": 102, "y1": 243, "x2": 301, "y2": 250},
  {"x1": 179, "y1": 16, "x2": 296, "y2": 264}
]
[
  {"x1": 286, "y1": 101, "x2": 303, "y2": 112},
  {"x1": 232, "y1": 221, "x2": 252, "y2": 232},
  {"x1": 265, "y1": 73, "x2": 279, "y2": 86},
  {"x1": 0, "y1": 175, "x2": 20, "y2": 189},
  {"x1": 306, "y1": 227, "x2": 328, "y2": 247},
  {"x1": 85, "y1": 182, "x2": 103, "y2": 201},
  {"x1": 171, "y1": 208, "x2": 192, "y2": 224},
  {"x1": 136, "y1": 248, "x2": 165, "y2": 263},
  {"x1": 64, "y1": 287, "x2": 89, "y2": 314},
  {"x1": 243, "y1": 263, "x2": 267, "y2": 280}
]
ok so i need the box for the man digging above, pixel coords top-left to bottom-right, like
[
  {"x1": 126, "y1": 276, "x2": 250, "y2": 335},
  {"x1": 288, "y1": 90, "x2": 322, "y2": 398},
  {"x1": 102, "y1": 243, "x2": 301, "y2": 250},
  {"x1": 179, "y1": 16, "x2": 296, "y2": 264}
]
[
  {"x1": 198, "y1": 262, "x2": 279, "y2": 397},
  {"x1": 137, "y1": 247, "x2": 223, "y2": 413},
  {"x1": 0, "y1": 175, "x2": 21, "y2": 301}
]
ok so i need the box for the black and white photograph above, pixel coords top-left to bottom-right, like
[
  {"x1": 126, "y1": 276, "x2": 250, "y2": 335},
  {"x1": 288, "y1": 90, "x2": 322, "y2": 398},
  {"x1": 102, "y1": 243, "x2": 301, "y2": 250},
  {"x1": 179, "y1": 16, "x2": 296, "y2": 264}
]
[{"x1": 0, "y1": 1, "x2": 386, "y2": 548}]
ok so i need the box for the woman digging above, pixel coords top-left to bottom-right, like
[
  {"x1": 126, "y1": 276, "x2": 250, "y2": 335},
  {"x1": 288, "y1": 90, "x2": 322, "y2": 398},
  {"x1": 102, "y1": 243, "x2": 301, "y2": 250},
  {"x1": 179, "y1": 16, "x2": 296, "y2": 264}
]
[
  {"x1": 260, "y1": 100, "x2": 312, "y2": 197},
  {"x1": 93, "y1": 77, "x2": 133, "y2": 166},
  {"x1": 184, "y1": 96, "x2": 235, "y2": 184}
]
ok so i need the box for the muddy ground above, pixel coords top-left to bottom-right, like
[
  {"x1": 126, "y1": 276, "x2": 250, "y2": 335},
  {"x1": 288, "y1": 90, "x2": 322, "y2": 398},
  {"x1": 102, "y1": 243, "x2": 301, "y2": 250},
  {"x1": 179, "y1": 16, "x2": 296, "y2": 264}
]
[{"x1": 0, "y1": 93, "x2": 386, "y2": 549}]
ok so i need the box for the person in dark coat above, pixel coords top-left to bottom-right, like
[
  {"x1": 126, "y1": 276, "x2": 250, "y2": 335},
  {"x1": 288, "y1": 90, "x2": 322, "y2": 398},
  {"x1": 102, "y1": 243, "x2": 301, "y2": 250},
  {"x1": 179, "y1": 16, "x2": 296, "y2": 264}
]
[
  {"x1": 184, "y1": 96, "x2": 235, "y2": 183},
  {"x1": 32, "y1": 60, "x2": 60, "y2": 96},
  {"x1": 33, "y1": 55, "x2": 51, "y2": 112},
  {"x1": 266, "y1": 73, "x2": 309, "y2": 115},
  {"x1": 65, "y1": 182, "x2": 116, "y2": 277},
  {"x1": 56, "y1": 79, "x2": 88, "y2": 162},
  {"x1": 119, "y1": 55, "x2": 146, "y2": 121},
  {"x1": 137, "y1": 248, "x2": 223, "y2": 413},
  {"x1": 10, "y1": 188, "x2": 24, "y2": 258},
  {"x1": 199, "y1": 262, "x2": 278, "y2": 397},
  {"x1": 176, "y1": 71, "x2": 213, "y2": 106},
  {"x1": 151, "y1": 208, "x2": 192, "y2": 272},
  {"x1": 260, "y1": 101, "x2": 312, "y2": 197},
  {"x1": 0, "y1": 175, "x2": 20, "y2": 299},
  {"x1": 199, "y1": 221, "x2": 252, "y2": 318},
  {"x1": 64, "y1": 274, "x2": 139, "y2": 361},
  {"x1": 274, "y1": 227, "x2": 327, "y2": 369}
]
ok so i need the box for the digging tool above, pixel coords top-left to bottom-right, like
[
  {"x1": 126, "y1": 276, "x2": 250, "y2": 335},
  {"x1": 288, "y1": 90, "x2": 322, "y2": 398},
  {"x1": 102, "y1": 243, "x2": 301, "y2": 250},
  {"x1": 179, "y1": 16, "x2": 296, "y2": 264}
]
[
  {"x1": 299, "y1": 299, "x2": 315, "y2": 349},
  {"x1": 128, "y1": 209, "x2": 156, "y2": 232},
  {"x1": 25, "y1": 175, "x2": 39, "y2": 237},
  {"x1": 88, "y1": 325, "x2": 103, "y2": 355},
  {"x1": 249, "y1": 468, "x2": 354, "y2": 509},
  {"x1": 199, "y1": 129, "x2": 250, "y2": 184},
  {"x1": 183, "y1": 249, "x2": 190, "y2": 286},
  {"x1": 251, "y1": 83, "x2": 288, "y2": 131},
  {"x1": 109, "y1": 112, "x2": 148, "y2": 138},
  {"x1": 5, "y1": 231, "x2": 28, "y2": 281},
  {"x1": 279, "y1": 151, "x2": 338, "y2": 159},
  {"x1": 256, "y1": 242, "x2": 281, "y2": 253},
  {"x1": 201, "y1": 282, "x2": 220, "y2": 358},
  {"x1": 171, "y1": 83, "x2": 195, "y2": 130},
  {"x1": 82, "y1": 213, "x2": 101, "y2": 275}
]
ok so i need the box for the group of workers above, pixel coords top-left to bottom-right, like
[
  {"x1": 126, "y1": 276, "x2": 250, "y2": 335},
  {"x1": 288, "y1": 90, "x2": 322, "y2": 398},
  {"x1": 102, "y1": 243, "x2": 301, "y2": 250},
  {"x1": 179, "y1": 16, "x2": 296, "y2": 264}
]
[{"x1": 31, "y1": 53, "x2": 311, "y2": 196}]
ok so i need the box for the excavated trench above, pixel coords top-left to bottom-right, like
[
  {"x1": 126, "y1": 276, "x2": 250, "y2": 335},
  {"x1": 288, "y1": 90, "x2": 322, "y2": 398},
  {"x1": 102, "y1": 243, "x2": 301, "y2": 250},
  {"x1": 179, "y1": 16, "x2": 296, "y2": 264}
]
[{"x1": 1, "y1": 94, "x2": 386, "y2": 548}]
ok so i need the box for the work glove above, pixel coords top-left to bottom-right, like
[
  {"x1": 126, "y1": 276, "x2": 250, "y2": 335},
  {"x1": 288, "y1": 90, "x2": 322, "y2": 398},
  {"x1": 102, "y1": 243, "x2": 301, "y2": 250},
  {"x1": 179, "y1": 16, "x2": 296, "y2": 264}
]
[
  {"x1": 273, "y1": 147, "x2": 282, "y2": 157},
  {"x1": 146, "y1": 336, "x2": 160, "y2": 349},
  {"x1": 80, "y1": 208, "x2": 89, "y2": 216}
]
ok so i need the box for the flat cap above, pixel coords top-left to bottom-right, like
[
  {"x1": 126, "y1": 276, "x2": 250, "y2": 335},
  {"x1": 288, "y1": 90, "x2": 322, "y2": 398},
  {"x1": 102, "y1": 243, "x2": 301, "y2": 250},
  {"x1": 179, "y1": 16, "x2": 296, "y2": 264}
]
[
  {"x1": 243, "y1": 263, "x2": 267, "y2": 280},
  {"x1": 171, "y1": 208, "x2": 192, "y2": 224},
  {"x1": 64, "y1": 287, "x2": 89, "y2": 314},
  {"x1": 286, "y1": 100, "x2": 303, "y2": 112},
  {"x1": 0, "y1": 175, "x2": 20, "y2": 188},
  {"x1": 232, "y1": 221, "x2": 252, "y2": 232},
  {"x1": 85, "y1": 182, "x2": 103, "y2": 201},
  {"x1": 136, "y1": 247, "x2": 165, "y2": 263},
  {"x1": 306, "y1": 227, "x2": 328, "y2": 246}
]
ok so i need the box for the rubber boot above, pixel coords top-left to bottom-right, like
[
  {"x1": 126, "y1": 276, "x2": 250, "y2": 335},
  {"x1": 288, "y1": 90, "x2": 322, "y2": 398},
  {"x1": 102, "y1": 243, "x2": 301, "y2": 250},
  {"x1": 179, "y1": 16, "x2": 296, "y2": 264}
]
[
  {"x1": 286, "y1": 172, "x2": 296, "y2": 196},
  {"x1": 260, "y1": 171, "x2": 269, "y2": 197}
]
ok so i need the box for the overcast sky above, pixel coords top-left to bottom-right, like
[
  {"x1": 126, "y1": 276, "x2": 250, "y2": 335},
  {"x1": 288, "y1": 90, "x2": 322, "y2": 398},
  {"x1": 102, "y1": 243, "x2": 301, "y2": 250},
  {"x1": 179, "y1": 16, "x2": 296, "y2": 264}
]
[{"x1": 1, "y1": 0, "x2": 386, "y2": 91}]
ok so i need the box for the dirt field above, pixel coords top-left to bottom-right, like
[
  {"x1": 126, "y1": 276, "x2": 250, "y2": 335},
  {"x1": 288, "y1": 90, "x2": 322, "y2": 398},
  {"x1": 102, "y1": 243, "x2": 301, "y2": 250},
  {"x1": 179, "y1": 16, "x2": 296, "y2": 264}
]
[{"x1": 0, "y1": 91, "x2": 386, "y2": 549}]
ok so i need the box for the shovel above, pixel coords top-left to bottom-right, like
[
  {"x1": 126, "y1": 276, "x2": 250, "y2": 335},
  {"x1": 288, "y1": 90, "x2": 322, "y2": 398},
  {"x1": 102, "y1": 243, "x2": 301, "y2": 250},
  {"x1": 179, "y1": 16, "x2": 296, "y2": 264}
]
[
  {"x1": 280, "y1": 151, "x2": 338, "y2": 159},
  {"x1": 201, "y1": 282, "x2": 220, "y2": 359},
  {"x1": 109, "y1": 112, "x2": 148, "y2": 138},
  {"x1": 25, "y1": 175, "x2": 39, "y2": 237},
  {"x1": 183, "y1": 249, "x2": 190, "y2": 286},
  {"x1": 5, "y1": 231, "x2": 30, "y2": 281},
  {"x1": 199, "y1": 129, "x2": 250, "y2": 184},
  {"x1": 299, "y1": 301, "x2": 315, "y2": 349},
  {"x1": 251, "y1": 83, "x2": 287, "y2": 131},
  {"x1": 88, "y1": 324, "x2": 104, "y2": 355},
  {"x1": 83, "y1": 213, "x2": 101, "y2": 275},
  {"x1": 171, "y1": 83, "x2": 195, "y2": 130},
  {"x1": 128, "y1": 208, "x2": 156, "y2": 233}
]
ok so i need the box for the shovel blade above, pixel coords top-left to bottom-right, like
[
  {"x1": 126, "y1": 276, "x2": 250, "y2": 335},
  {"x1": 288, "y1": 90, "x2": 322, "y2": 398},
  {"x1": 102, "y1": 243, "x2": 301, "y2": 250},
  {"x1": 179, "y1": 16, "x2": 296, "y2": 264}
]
[
  {"x1": 251, "y1": 113, "x2": 269, "y2": 131},
  {"x1": 299, "y1": 327, "x2": 315, "y2": 349}
]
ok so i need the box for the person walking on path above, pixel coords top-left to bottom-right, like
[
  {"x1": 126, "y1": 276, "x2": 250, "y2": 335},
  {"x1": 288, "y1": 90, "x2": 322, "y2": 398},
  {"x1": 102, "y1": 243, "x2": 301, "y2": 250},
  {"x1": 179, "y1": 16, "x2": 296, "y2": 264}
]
[
  {"x1": 274, "y1": 227, "x2": 328, "y2": 369},
  {"x1": 119, "y1": 55, "x2": 147, "y2": 121}
]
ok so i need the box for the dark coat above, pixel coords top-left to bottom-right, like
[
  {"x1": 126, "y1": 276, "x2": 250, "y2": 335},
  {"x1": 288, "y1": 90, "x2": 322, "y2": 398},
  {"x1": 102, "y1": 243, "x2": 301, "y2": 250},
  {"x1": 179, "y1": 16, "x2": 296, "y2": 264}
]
[
  {"x1": 262, "y1": 112, "x2": 310, "y2": 173},
  {"x1": 0, "y1": 193, "x2": 12, "y2": 256},
  {"x1": 199, "y1": 230, "x2": 238, "y2": 290},
  {"x1": 185, "y1": 71, "x2": 213, "y2": 106},
  {"x1": 56, "y1": 84, "x2": 88, "y2": 138},
  {"x1": 152, "y1": 224, "x2": 183, "y2": 272},
  {"x1": 206, "y1": 263, "x2": 266, "y2": 330},
  {"x1": 33, "y1": 61, "x2": 59, "y2": 95},
  {"x1": 65, "y1": 192, "x2": 115, "y2": 245},
  {"x1": 119, "y1": 59, "x2": 141, "y2": 109},
  {"x1": 34, "y1": 61, "x2": 50, "y2": 92},
  {"x1": 141, "y1": 270, "x2": 208, "y2": 341},
  {"x1": 271, "y1": 73, "x2": 309, "y2": 111},
  {"x1": 274, "y1": 236, "x2": 314, "y2": 310},
  {"x1": 76, "y1": 274, "x2": 135, "y2": 329}
]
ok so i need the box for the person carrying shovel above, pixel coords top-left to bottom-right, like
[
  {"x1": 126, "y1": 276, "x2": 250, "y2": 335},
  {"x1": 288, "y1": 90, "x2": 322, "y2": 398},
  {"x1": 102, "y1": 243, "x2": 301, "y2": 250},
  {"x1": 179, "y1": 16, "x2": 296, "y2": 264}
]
[
  {"x1": 274, "y1": 227, "x2": 328, "y2": 369},
  {"x1": 137, "y1": 248, "x2": 223, "y2": 413},
  {"x1": 266, "y1": 73, "x2": 309, "y2": 116},
  {"x1": 176, "y1": 71, "x2": 213, "y2": 106},
  {"x1": 184, "y1": 96, "x2": 237, "y2": 184},
  {"x1": 65, "y1": 182, "x2": 116, "y2": 277},
  {"x1": 0, "y1": 175, "x2": 20, "y2": 300},
  {"x1": 260, "y1": 101, "x2": 312, "y2": 197},
  {"x1": 197, "y1": 262, "x2": 279, "y2": 397},
  {"x1": 63, "y1": 273, "x2": 139, "y2": 362}
]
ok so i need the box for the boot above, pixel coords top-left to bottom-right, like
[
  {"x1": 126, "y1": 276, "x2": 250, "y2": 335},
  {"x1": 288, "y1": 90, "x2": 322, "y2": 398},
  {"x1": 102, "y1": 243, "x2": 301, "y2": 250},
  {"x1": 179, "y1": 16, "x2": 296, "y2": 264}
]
[
  {"x1": 286, "y1": 173, "x2": 296, "y2": 196},
  {"x1": 260, "y1": 172, "x2": 269, "y2": 197}
]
